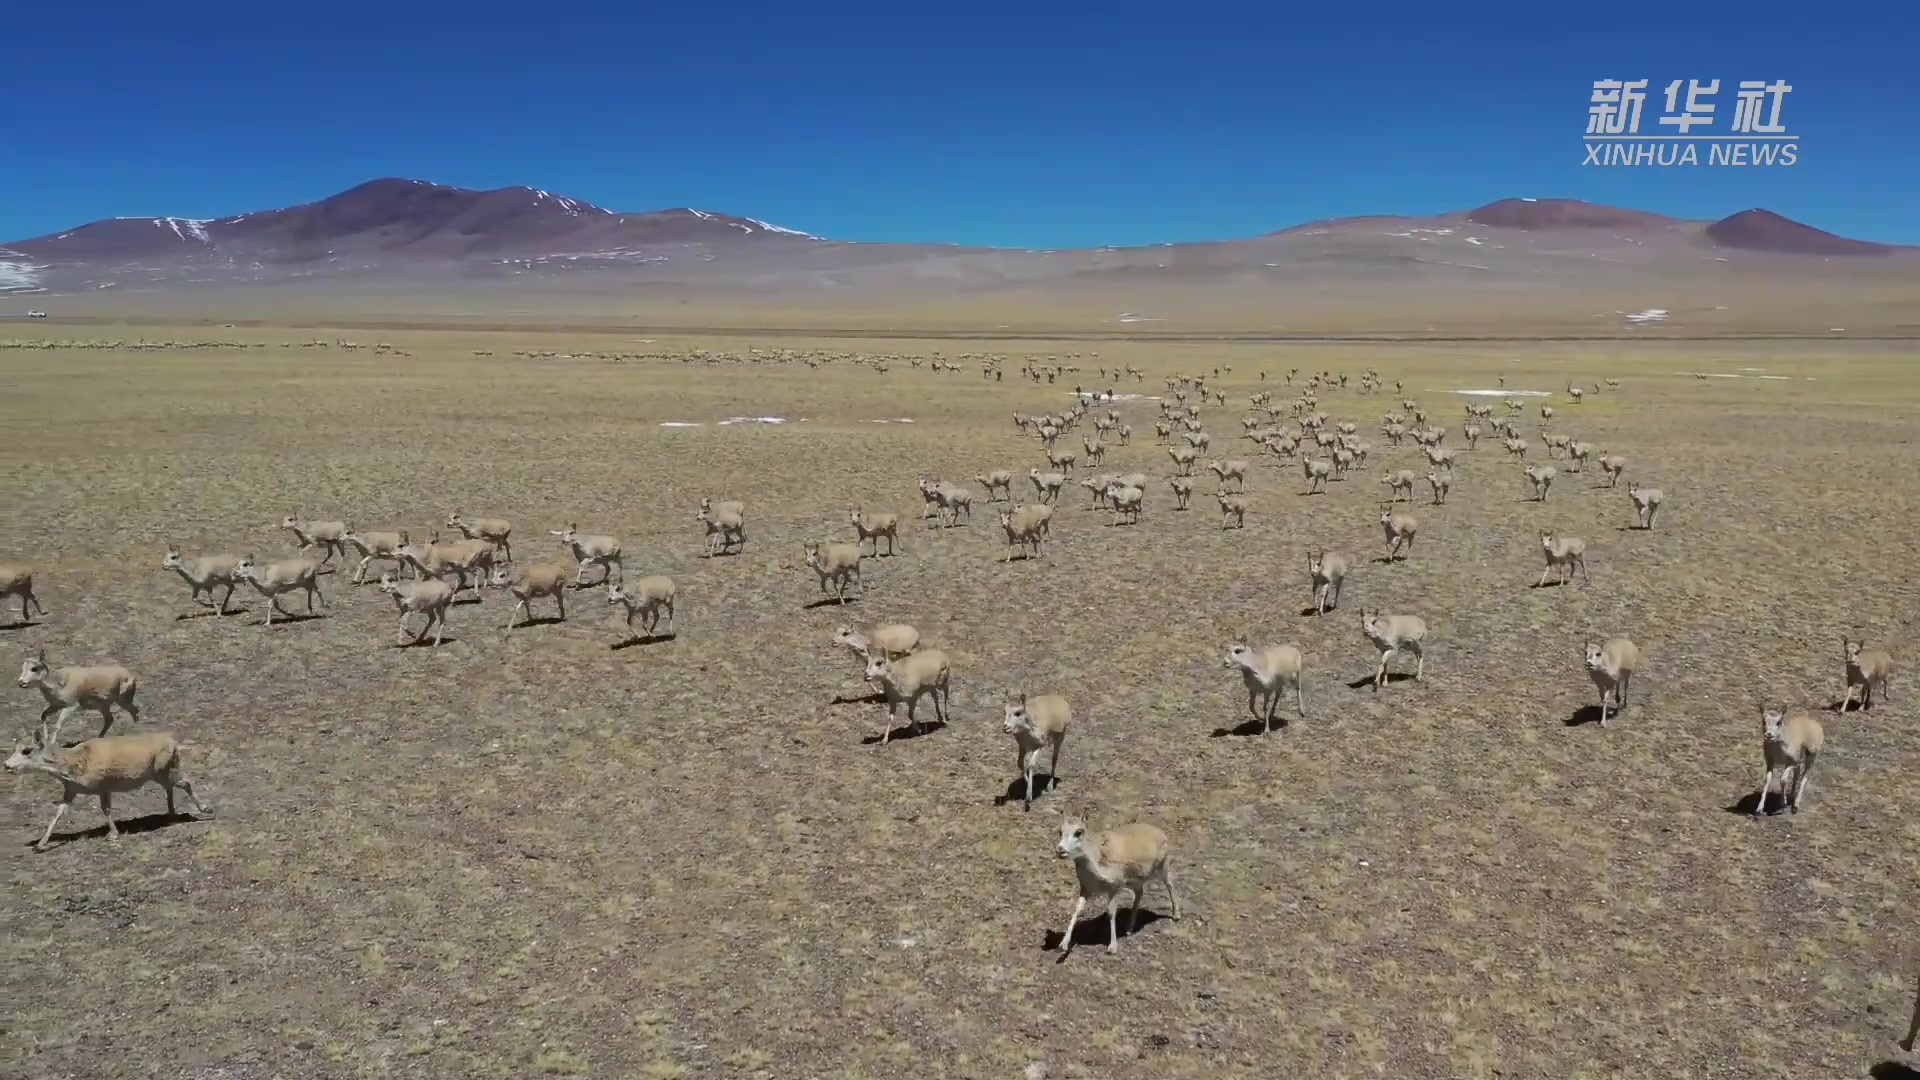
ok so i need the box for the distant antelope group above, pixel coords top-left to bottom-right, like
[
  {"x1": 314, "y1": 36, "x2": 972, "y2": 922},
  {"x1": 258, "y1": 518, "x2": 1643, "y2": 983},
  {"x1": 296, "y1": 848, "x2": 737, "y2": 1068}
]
[{"x1": 1, "y1": 359, "x2": 1901, "y2": 974}]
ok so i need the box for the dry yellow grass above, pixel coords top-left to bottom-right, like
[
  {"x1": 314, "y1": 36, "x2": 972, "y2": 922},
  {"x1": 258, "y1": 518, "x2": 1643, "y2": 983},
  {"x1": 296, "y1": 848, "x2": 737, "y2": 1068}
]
[{"x1": 3, "y1": 324, "x2": 1918, "y2": 1080}]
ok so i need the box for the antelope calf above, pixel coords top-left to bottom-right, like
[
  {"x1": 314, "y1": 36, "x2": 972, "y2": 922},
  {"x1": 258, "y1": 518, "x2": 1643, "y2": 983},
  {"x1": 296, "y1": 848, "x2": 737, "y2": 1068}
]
[
  {"x1": 161, "y1": 549, "x2": 243, "y2": 614},
  {"x1": 1379, "y1": 506, "x2": 1417, "y2": 561},
  {"x1": 1002, "y1": 692, "x2": 1070, "y2": 810},
  {"x1": 1755, "y1": 705, "x2": 1824, "y2": 816},
  {"x1": 1307, "y1": 549, "x2": 1346, "y2": 615},
  {"x1": 1054, "y1": 816, "x2": 1181, "y2": 956},
  {"x1": 1537, "y1": 531, "x2": 1589, "y2": 587},
  {"x1": 1841, "y1": 638, "x2": 1893, "y2": 712},
  {"x1": 1207, "y1": 459, "x2": 1250, "y2": 493},
  {"x1": 1583, "y1": 637, "x2": 1639, "y2": 726},
  {"x1": 551, "y1": 524, "x2": 623, "y2": 586},
  {"x1": 340, "y1": 527, "x2": 409, "y2": 585},
  {"x1": 1524, "y1": 465, "x2": 1556, "y2": 502},
  {"x1": 1223, "y1": 642, "x2": 1306, "y2": 731},
  {"x1": 1598, "y1": 454, "x2": 1628, "y2": 487},
  {"x1": 6, "y1": 730, "x2": 209, "y2": 851},
  {"x1": 1360, "y1": 608, "x2": 1426, "y2": 690},
  {"x1": 696, "y1": 505, "x2": 747, "y2": 557},
  {"x1": 445, "y1": 513, "x2": 513, "y2": 562},
  {"x1": 850, "y1": 508, "x2": 901, "y2": 556},
  {"x1": 975, "y1": 470, "x2": 1014, "y2": 502},
  {"x1": 18, "y1": 650, "x2": 140, "y2": 744},
  {"x1": 863, "y1": 648, "x2": 951, "y2": 744},
  {"x1": 1216, "y1": 493, "x2": 1248, "y2": 529},
  {"x1": 1302, "y1": 457, "x2": 1332, "y2": 493},
  {"x1": 489, "y1": 562, "x2": 571, "y2": 629},
  {"x1": 803, "y1": 541, "x2": 863, "y2": 604},
  {"x1": 378, "y1": 573, "x2": 454, "y2": 647},
  {"x1": 1105, "y1": 484, "x2": 1145, "y2": 526},
  {"x1": 1628, "y1": 482, "x2": 1663, "y2": 529},
  {"x1": 282, "y1": 515, "x2": 348, "y2": 567},
  {"x1": 234, "y1": 555, "x2": 327, "y2": 627},
  {"x1": 608, "y1": 578, "x2": 677, "y2": 639},
  {"x1": 999, "y1": 505, "x2": 1053, "y2": 559},
  {"x1": 1381, "y1": 469, "x2": 1417, "y2": 503},
  {"x1": 1, "y1": 564, "x2": 47, "y2": 623}
]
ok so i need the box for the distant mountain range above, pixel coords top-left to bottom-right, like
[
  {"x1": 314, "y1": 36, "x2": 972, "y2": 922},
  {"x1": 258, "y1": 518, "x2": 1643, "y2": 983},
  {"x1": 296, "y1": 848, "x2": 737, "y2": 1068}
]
[{"x1": 2, "y1": 178, "x2": 1911, "y2": 299}]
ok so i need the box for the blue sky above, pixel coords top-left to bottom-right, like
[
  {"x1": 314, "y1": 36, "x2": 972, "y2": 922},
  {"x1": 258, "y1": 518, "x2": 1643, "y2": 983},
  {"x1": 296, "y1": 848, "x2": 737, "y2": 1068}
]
[{"x1": 7, "y1": 3, "x2": 1916, "y2": 247}]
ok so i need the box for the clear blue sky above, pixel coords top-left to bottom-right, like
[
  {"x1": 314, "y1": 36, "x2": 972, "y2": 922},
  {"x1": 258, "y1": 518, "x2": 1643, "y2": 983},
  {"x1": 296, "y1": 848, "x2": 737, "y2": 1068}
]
[{"x1": 7, "y1": 3, "x2": 1916, "y2": 247}]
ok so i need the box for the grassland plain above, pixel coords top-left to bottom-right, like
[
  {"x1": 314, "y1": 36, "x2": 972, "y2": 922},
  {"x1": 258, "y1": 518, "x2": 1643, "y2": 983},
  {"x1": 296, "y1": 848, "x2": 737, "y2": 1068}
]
[{"x1": 2, "y1": 328, "x2": 1918, "y2": 1080}]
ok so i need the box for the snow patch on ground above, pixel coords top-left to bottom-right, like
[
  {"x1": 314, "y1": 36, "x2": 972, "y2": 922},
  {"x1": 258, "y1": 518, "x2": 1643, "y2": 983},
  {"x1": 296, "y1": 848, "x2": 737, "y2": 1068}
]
[
  {"x1": 1675, "y1": 372, "x2": 1792, "y2": 381},
  {"x1": 659, "y1": 422, "x2": 702, "y2": 428},
  {"x1": 869, "y1": 418, "x2": 914, "y2": 424},
  {"x1": 746, "y1": 218, "x2": 817, "y2": 238},
  {"x1": 1069, "y1": 392, "x2": 1161, "y2": 403},
  {"x1": 0, "y1": 260, "x2": 47, "y2": 291},
  {"x1": 1444, "y1": 389, "x2": 1551, "y2": 397},
  {"x1": 1621, "y1": 308, "x2": 1669, "y2": 323},
  {"x1": 154, "y1": 217, "x2": 212, "y2": 242},
  {"x1": 718, "y1": 416, "x2": 788, "y2": 425}
]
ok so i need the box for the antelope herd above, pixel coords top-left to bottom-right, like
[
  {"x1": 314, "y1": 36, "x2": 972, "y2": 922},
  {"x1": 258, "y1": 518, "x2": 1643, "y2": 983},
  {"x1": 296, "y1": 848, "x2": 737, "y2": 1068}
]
[{"x1": 1, "y1": 357, "x2": 1905, "y2": 978}]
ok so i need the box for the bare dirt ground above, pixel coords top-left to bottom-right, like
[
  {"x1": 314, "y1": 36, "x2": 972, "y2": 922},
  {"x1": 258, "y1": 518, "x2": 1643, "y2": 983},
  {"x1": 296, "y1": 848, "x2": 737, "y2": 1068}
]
[{"x1": 3, "y1": 326, "x2": 1918, "y2": 1080}]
